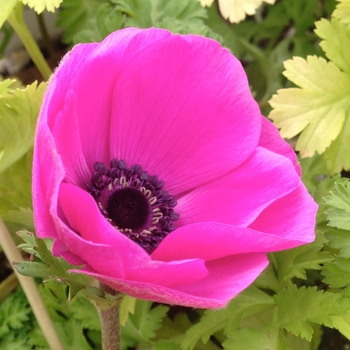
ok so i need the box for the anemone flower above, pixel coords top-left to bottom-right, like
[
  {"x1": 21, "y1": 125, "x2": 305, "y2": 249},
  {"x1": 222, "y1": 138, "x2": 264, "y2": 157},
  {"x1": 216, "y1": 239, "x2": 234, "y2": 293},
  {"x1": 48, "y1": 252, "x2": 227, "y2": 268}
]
[{"x1": 33, "y1": 27, "x2": 317, "y2": 309}]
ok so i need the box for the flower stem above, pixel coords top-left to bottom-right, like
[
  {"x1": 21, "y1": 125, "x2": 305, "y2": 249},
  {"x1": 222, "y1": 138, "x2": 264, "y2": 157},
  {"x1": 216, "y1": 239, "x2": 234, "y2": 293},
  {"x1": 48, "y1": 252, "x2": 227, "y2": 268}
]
[
  {"x1": 0, "y1": 218, "x2": 64, "y2": 350},
  {"x1": 7, "y1": 3, "x2": 51, "y2": 80},
  {"x1": 92, "y1": 285, "x2": 122, "y2": 350}
]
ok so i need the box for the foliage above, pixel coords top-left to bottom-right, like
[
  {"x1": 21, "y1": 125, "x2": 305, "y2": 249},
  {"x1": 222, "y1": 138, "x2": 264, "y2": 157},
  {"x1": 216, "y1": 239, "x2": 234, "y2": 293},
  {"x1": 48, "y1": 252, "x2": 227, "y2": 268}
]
[
  {"x1": 3, "y1": 0, "x2": 350, "y2": 349},
  {"x1": 269, "y1": 1, "x2": 350, "y2": 173}
]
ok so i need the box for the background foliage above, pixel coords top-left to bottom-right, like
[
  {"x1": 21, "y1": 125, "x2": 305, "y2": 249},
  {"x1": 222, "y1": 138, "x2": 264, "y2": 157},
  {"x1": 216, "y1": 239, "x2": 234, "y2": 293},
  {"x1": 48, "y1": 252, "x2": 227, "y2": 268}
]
[{"x1": 1, "y1": 0, "x2": 350, "y2": 349}]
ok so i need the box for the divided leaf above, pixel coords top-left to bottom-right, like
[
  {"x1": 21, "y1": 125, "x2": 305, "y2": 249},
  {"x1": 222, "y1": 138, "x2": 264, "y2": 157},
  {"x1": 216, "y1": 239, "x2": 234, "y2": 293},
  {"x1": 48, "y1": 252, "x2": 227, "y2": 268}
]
[
  {"x1": 199, "y1": 0, "x2": 276, "y2": 23},
  {"x1": 0, "y1": 290, "x2": 31, "y2": 337},
  {"x1": 122, "y1": 300, "x2": 169, "y2": 349},
  {"x1": 72, "y1": 3, "x2": 125, "y2": 44},
  {"x1": 315, "y1": 18, "x2": 350, "y2": 76},
  {"x1": 333, "y1": 0, "x2": 350, "y2": 24},
  {"x1": 0, "y1": 151, "x2": 33, "y2": 230},
  {"x1": 275, "y1": 286, "x2": 350, "y2": 341},
  {"x1": 56, "y1": 0, "x2": 104, "y2": 43},
  {"x1": 0, "y1": 80, "x2": 46, "y2": 173},
  {"x1": 111, "y1": 0, "x2": 207, "y2": 30},
  {"x1": 181, "y1": 286, "x2": 274, "y2": 350},
  {"x1": 323, "y1": 258, "x2": 350, "y2": 288},
  {"x1": 15, "y1": 230, "x2": 90, "y2": 299},
  {"x1": 223, "y1": 326, "x2": 291, "y2": 350},
  {"x1": 269, "y1": 56, "x2": 350, "y2": 171},
  {"x1": 325, "y1": 181, "x2": 350, "y2": 231},
  {"x1": 271, "y1": 233, "x2": 331, "y2": 282},
  {"x1": 0, "y1": 0, "x2": 17, "y2": 28},
  {"x1": 20, "y1": 0, "x2": 62, "y2": 13}
]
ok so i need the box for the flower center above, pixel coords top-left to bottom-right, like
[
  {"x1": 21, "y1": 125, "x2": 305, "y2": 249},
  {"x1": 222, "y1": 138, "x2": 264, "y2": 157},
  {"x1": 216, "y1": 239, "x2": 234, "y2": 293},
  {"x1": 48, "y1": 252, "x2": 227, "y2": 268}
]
[
  {"x1": 86, "y1": 159, "x2": 179, "y2": 253},
  {"x1": 106, "y1": 187, "x2": 150, "y2": 230}
]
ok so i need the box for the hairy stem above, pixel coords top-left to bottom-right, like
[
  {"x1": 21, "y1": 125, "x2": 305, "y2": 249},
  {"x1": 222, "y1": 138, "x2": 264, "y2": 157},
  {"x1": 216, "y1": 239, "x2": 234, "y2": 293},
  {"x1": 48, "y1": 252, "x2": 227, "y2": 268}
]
[
  {"x1": 0, "y1": 218, "x2": 64, "y2": 350},
  {"x1": 7, "y1": 3, "x2": 51, "y2": 80},
  {"x1": 93, "y1": 285, "x2": 122, "y2": 350}
]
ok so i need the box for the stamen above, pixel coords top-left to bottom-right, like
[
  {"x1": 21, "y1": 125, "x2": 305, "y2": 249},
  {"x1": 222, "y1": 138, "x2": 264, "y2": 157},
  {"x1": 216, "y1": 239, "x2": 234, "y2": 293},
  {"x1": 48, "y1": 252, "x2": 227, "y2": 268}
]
[{"x1": 86, "y1": 159, "x2": 179, "y2": 253}]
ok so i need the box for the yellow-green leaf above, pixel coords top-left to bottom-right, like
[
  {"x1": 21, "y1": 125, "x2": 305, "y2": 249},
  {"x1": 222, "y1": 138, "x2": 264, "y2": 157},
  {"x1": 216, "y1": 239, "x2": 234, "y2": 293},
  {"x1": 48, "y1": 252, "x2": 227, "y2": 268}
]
[
  {"x1": 269, "y1": 56, "x2": 350, "y2": 164},
  {"x1": 20, "y1": 0, "x2": 62, "y2": 13},
  {"x1": 198, "y1": 0, "x2": 276, "y2": 23},
  {"x1": 333, "y1": 0, "x2": 350, "y2": 25},
  {"x1": 315, "y1": 18, "x2": 350, "y2": 75}
]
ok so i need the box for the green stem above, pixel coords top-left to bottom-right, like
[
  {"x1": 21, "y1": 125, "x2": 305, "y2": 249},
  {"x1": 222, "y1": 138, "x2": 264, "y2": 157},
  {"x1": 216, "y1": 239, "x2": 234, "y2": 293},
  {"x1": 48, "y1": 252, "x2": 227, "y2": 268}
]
[
  {"x1": 0, "y1": 218, "x2": 64, "y2": 350},
  {"x1": 7, "y1": 3, "x2": 51, "y2": 80},
  {"x1": 92, "y1": 285, "x2": 122, "y2": 350}
]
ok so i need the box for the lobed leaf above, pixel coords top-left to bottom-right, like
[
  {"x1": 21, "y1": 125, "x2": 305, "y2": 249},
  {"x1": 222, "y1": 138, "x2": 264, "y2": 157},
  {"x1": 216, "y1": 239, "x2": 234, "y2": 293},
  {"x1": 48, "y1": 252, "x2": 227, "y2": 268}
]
[
  {"x1": 315, "y1": 18, "x2": 350, "y2": 75},
  {"x1": 20, "y1": 0, "x2": 62, "y2": 13},
  {"x1": 272, "y1": 242, "x2": 332, "y2": 282},
  {"x1": 275, "y1": 286, "x2": 350, "y2": 341},
  {"x1": 0, "y1": 151, "x2": 33, "y2": 231},
  {"x1": 325, "y1": 182, "x2": 350, "y2": 231},
  {"x1": 56, "y1": 0, "x2": 104, "y2": 43},
  {"x1": 0, "y1": 290, "x2": 31, "y2": 337},
  {"x1": 0, "y1": 80, "x2": 46, "y2": 173},
  {"x1": 181, "y1": 286, "x2": 274, "y2": 350},
  {"x1": 198, "y1": 0, "x2": 276, "y2": 23},
  {"x1": 323, "y1": 258, "x2": 350, "y2": 288},
  {"x1": 112, "y1": 0, "x2": 207, "y2": 29},
  {"x1": 333, "y1": 0, "x2": 350, "y2": 25},
  {"x1": 0, "y1": 0, "x2": 17, "y2": 28},
  {"x1": 122, "y1": 300, "x2": 169, "y2": 348},
  {"x1": 72, "y1": 3, "x2": 125, "y2": 44},
  {"x1": 269, "y1": 56, "x2": 350, "y2": 171},
  {"x1": 222, "y1": 325, "x2": 291, "y2": 350}
]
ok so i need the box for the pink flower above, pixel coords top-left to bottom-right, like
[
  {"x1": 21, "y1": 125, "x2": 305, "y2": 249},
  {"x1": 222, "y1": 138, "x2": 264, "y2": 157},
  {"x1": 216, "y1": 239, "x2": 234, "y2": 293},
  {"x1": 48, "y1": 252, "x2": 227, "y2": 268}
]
[{"x1": 33, "y1": 28, "x2": 317, "y2": 308}]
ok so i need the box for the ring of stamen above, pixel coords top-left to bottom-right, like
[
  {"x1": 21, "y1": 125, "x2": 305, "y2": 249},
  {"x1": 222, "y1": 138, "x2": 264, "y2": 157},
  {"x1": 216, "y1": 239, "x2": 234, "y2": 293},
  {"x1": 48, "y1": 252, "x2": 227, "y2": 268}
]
[{"x1": 85, "y1": 159, "x2": 179, "y2": 253}]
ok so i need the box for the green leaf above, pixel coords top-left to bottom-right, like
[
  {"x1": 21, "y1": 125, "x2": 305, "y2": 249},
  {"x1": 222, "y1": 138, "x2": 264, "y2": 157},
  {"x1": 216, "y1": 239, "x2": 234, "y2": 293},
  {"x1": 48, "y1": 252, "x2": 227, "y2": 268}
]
[
  {"x1": 333, "y1": 0, "x2": 350, "y2": 24},
  {"x1": 0, "y1": 289, "x2": 31, "y2": 337},
  {"x1": 0, "y1": 151, "x2": 33, "y2": 231},
  {"x1": 299, "y1": 154, "x2": 330, "y2": 197},
  {"x1": 55, "y1": 319, "x2": 92, "y2": 350},
  {"x1": 69, "y1": 296, "x2": 100, "y2": 331},
  {"x1": 223, "y1": 325, "x2": 291, "y2": 350},
  {"x1": 271, "y1": 233, "x2": 331, "y2": 283},
  {"x1": 15, "y1": 230, "x2": 91, "y2": 299},
  {"x1": 0, "y1": 0, "x2": 17, "y2": 28},
  {"x1": 122, "y1": 300, "x2": 169, "y2": 348},
  {"x1": 0, "y1": 78, "x2": 16, "y2": 93},
  {"x1": 325, "y1": 182, "x2": 350, "y2": 230},
  {"x1": 120, "y1": 295, "x2": 137, "y2": 326},
  {"x1": 269, "y1": 56, "x2": 350, "y2": 170},
  {"x1": 323, "y1": 258, "x2": 350, "y2": 288},
  {"x1": 326, "y1": 226, "x2": 350, "y2": 259},
  {"x1": 315, "y1": 18, "x2": 350, "y2": 75},
  {"x1": 111, "y1": 0, "x2": 207, "y2": 29},
  {"x1": 56, "y1": 0, "x2": 105, "y2": 43},
  {"x1": 181, "y1": 286, "x2": 274, "y2": 350},
  {"x1": 19, "y1": 0, "x2": 62, "y2": 13},
  {"x1": 275, "y1": 286, "x2": 350, "y2": 341},
  {"x1": 72, "y1": 3, "x2": 125, "y2": 44},
  {"x1": 0, "y1": 80, "x2": 46, "y2": 173}
]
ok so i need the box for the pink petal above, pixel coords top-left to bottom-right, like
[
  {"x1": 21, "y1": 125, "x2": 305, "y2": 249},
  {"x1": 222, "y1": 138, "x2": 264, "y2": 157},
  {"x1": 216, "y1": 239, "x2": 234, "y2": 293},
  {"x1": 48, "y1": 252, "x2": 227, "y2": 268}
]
[
  {"x1": 57, "y1": 183, "x2": 208, "y2": 287},
  {"x1": 152, "y1": 184, "x2": 316, "y2": 262},
  {"x1": 176, "y1": 146, "x2": 300, "y2": 228},
  {"x1": 44, "y1": 28, "x2": 171, "y2": 177},
  {"x1": 107, "y1": 30, "x2": 261, "y2": 195},
  {"x1": 49, "y1": 90, "x2": 90, "y2": 187},
  {"x1": 33, "y1": 118, "x2": 64, "y2": 240},
  {"x1": 249, "y1": 183, "x2": 317, "y2": 242},
  {"x1": 69, "y1": 253, "x2": 268, "y2": 308},
  {"x1": 259, "y1": 116, "x2": 301, "y2": 176}
]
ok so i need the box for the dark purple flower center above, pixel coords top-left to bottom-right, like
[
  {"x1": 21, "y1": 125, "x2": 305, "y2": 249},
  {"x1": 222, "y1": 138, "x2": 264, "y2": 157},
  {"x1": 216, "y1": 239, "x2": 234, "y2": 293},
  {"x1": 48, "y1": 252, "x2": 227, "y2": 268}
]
[{"x1": 86, "y1": 159, "x2": 179, "y2": 253}]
